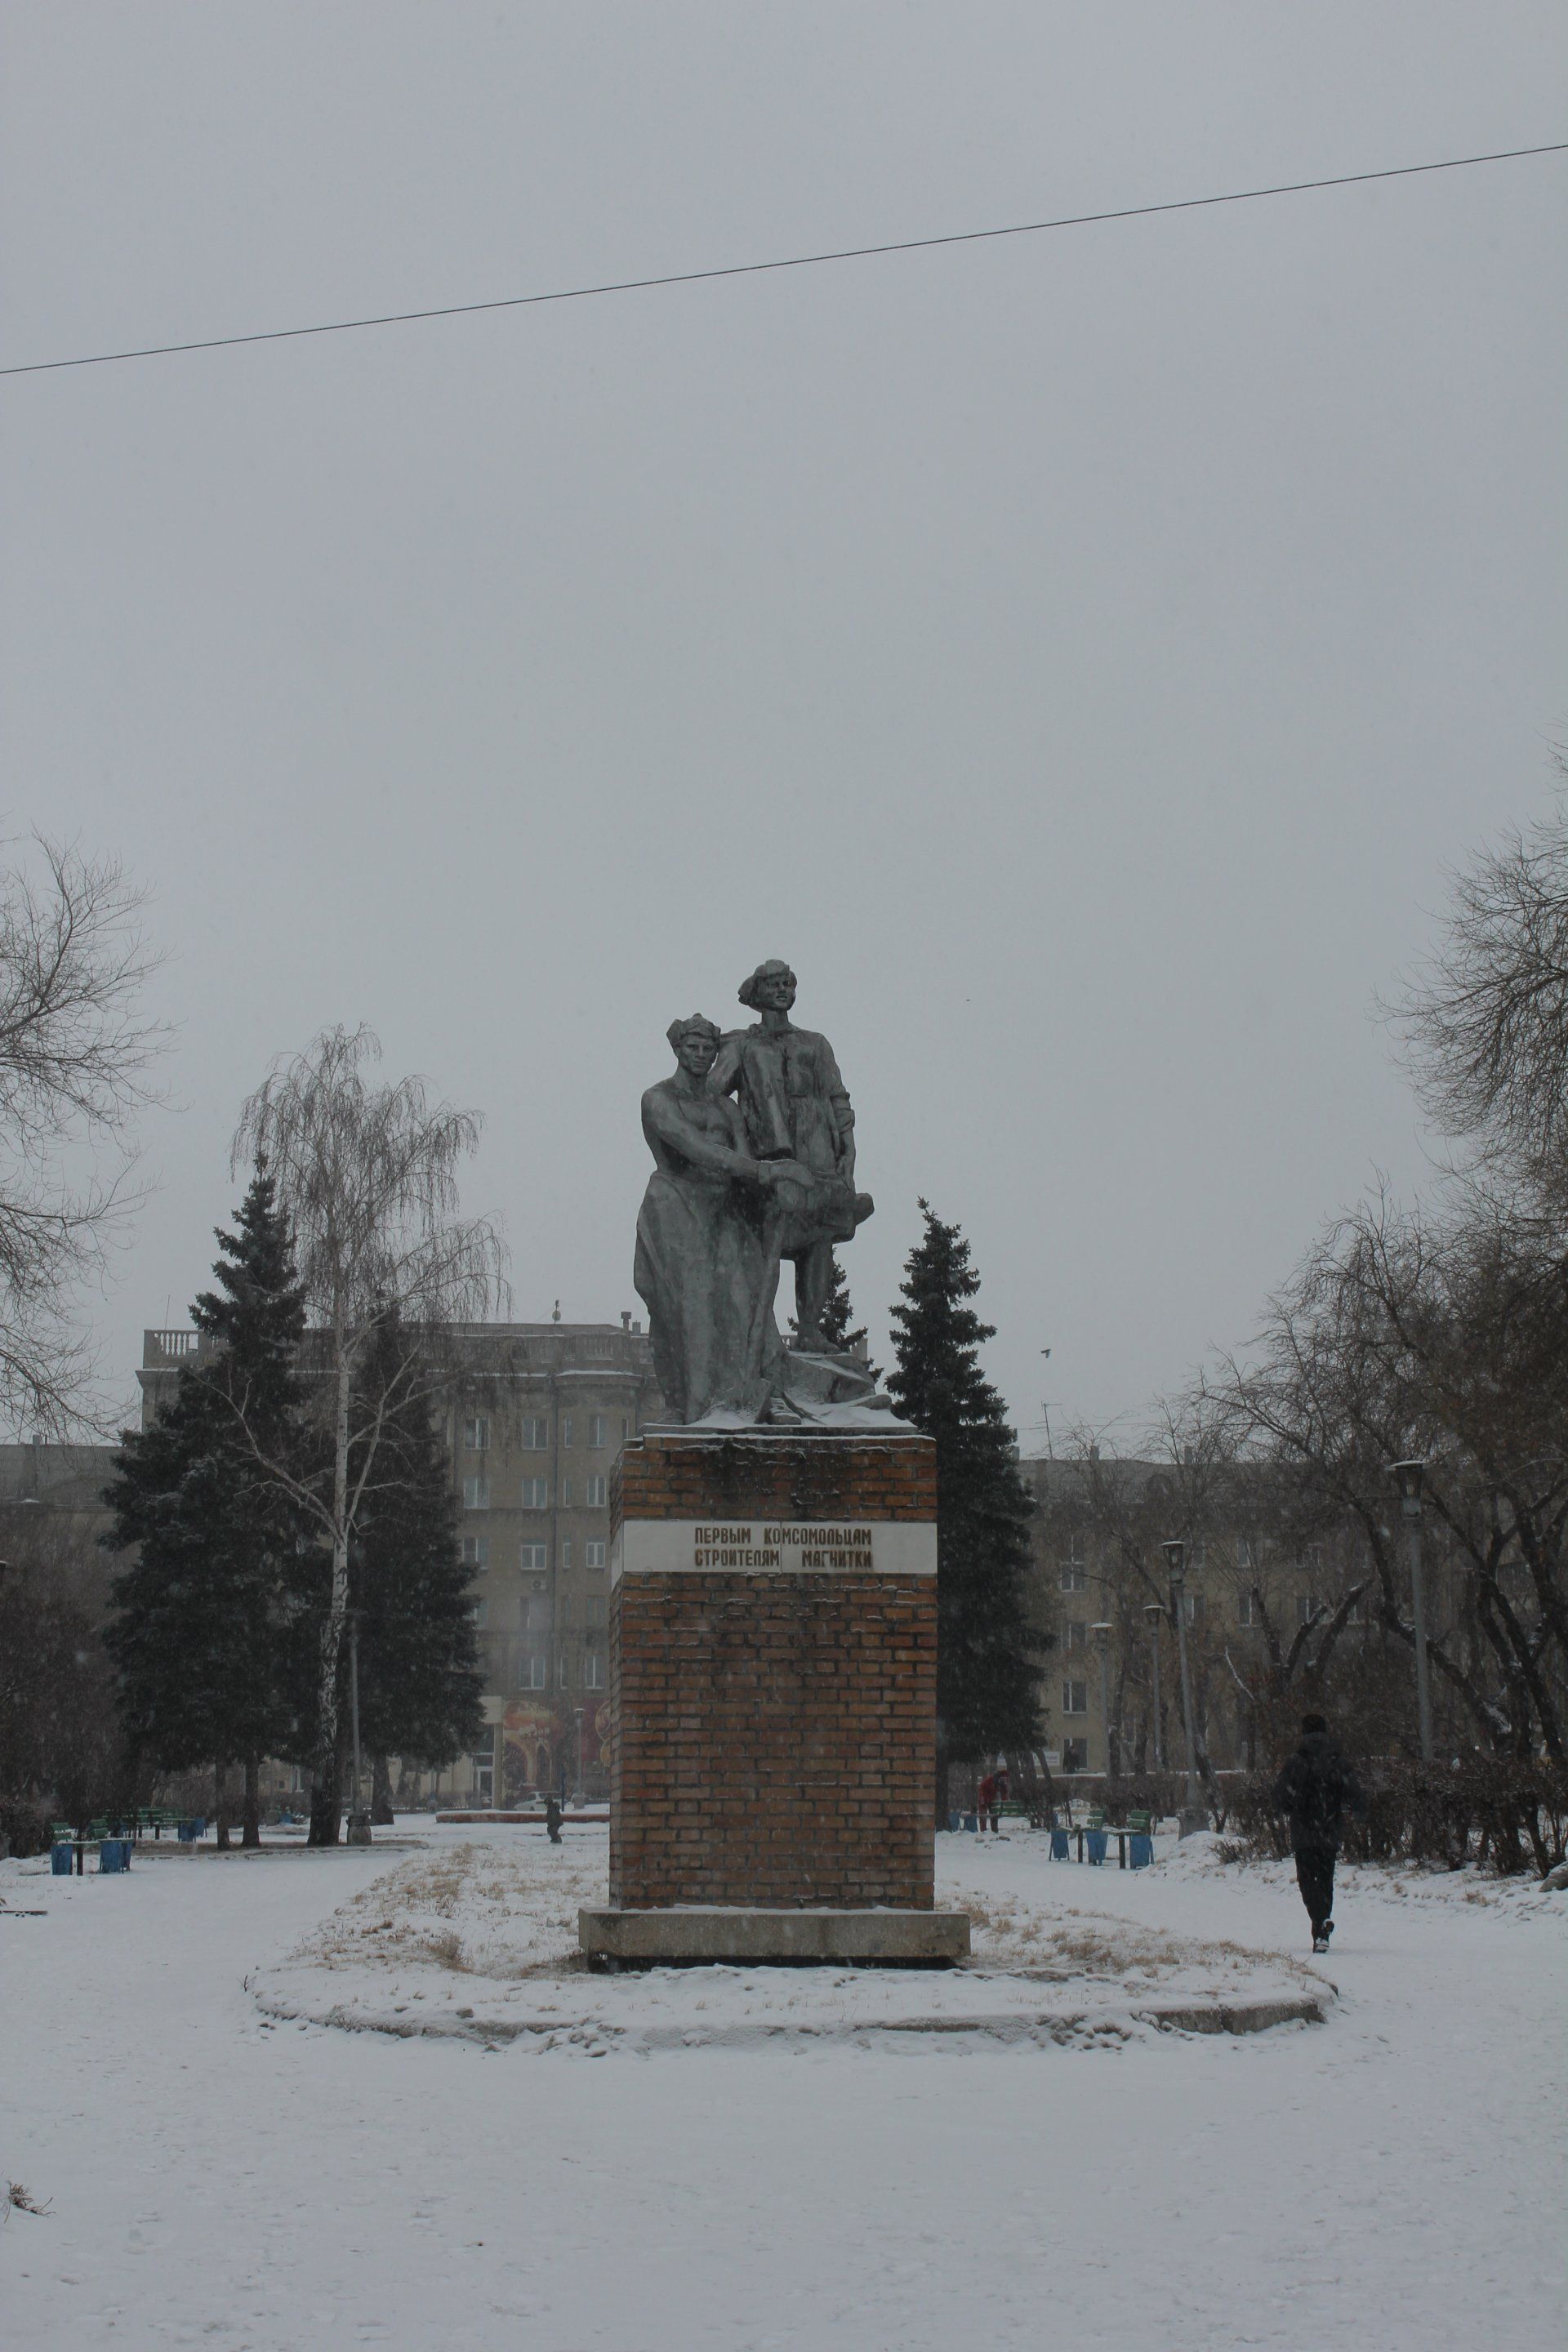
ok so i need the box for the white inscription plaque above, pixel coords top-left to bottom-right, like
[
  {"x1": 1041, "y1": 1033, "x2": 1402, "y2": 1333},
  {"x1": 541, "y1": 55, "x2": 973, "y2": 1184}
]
[{"x1": 611, "y1": 1519, "x2": 937, "y2": 1584}]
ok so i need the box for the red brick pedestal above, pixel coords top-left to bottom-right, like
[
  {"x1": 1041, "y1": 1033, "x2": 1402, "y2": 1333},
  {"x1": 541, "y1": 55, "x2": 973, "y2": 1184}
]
[{"x1": 579, "y1": 1427, "x2": 969, "y2": 1966}]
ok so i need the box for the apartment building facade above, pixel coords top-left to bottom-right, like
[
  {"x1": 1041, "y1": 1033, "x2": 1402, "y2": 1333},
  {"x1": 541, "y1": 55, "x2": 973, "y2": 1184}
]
[
  {"x1": 1015, "y1": 1454, "x2": 1455, "y2": 1780},
  {"x1": 140, "y1": 1314, "x2": 663, "y2": 1803}
]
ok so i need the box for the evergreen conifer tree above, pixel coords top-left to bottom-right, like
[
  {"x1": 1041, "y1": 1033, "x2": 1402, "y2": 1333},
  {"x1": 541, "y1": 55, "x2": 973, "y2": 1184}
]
[
  {"x1": 818, "y1": 1254, "x2": 871, "y2": 1358},
  {"x1": 792, "y1": 1252, "x2": 880, "y2": 1375},
  {"x1": 886, "y1": 1202, "x2": 1042, "y2": 1812},
  {"x1": 104, "y1": 1161, "x2": 307, "y2": 1845}
]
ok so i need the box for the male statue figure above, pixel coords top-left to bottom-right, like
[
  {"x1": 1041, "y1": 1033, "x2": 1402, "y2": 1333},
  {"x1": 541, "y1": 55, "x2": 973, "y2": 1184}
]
[{"x1": 709, "y1": 960, "x2": 873, "y2": 1352}]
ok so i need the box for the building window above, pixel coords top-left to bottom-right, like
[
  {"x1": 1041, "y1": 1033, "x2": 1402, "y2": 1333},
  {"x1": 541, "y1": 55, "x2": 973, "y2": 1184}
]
[
  {"x1": 1058, "y1": 1557, "x2": 1086, "y2": 1593},
  {"x1": 585, "y1": 1337, "x2": 614, "y2": 1356},
  {"x1": 560, "y1": 1539, "x2": 572, "y2": 1572},
  {"x1": 589, "y1": 1414, "x2": 608, "y2": 1449},
  {"x1": 584, "y1": 1652, "x2": 604, "y2": 1690},
  {"x1": 521, "y1": 1653, "x2": 547, "y2": 1690},
  {"x1": 559, "y1": 1477, "x2": 573, "y2": 1509},
  {"x1": 1065, "y1": 1620, "x2": 1088, "y2": 1651},
  {"x1": 519, "y1": 1416, "x2": 548, "y2": 1451},
  {"x1": 586, "y1": 1539, "x2": 606, "y2": 1570},
  {"x1": 1236, "y1": 1537, "x2": 1254, "y2": 1573},
  {"x1": 1183, "y1": 1591, "x2": 1203, "y2": 1625},
  {"x1": 621, "y1": 1417, "x2": 630, "y2": 1442},
  {"x1": 1190, "y1": 1541, "x2": 1207, "y2": 1569},
  {"x1": 584, "y1": 1475, "x2": 608, "y2": 1509},
  {"x1": 1296, "y1": 1595, "x2": 1320, "y2": 1627},
  {"x1": 519, "y1": 1542, "x2": 547, "y2": 1572},
  {"x1": 560, "y1": 1416, "x2": 573, "y2": 1448},
  {"x1": 519, "y1": 1478, "x2": 548, "y2": 1511},
  {"x1": 1237, "y1": 1590, "x2": 1255, "y2": 1626},
  {"x1": 1061, "y1": 1738, "x2": 1089, "y2": 1773},
  {"x1": 471, "y1": 1599, "x2": 488, "y2": 1628},
  {"x1": 461, "y1": 1535, "x2": 489, "y2": 1570},
  {"x1": 463, "y1": 1414, "x2": 489, "y2": 1451},
  {"x1": 1062, "y1": 1680, "x2": 1088, "y2": 1715},
  {"x1": 462, "y1": 1476, "x2": 489, "y2": 1511},
  {"x1": 558, "y1": 1651, "x2": 571, "y2": 1689}
]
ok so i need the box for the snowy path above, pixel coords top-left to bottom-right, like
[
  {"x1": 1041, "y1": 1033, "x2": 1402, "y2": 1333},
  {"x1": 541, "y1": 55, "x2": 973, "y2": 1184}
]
[{"x1": 2, "y1": 1828, "x2": 1562, "y2": 2350}]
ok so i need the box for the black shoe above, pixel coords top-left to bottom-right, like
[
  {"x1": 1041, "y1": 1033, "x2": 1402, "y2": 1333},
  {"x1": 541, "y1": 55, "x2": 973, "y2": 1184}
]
[
  {"x1": 1322, "y1": 1920, "x2": 1334, "y2": 1944},
  {"x1": 1312, "y1": 1932, "x2": 1329, "y2": 1953}
]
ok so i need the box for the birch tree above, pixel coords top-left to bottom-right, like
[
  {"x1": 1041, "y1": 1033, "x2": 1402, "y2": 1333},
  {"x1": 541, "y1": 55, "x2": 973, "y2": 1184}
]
[{"x1": 234, "y1": 1027, "x2": 507, "y2": 1842}]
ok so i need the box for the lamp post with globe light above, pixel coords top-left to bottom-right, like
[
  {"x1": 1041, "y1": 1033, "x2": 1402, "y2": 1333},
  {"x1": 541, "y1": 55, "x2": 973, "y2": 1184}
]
[
  {"x1": 1143, "y1": 1601, "x2": 1165, "y2": 1769},
  {"x1": 1162, "y1": 1539, "x2": 1205, "y2": 1836},
  {"x1": 1091, "y1": 1621, "x2": 1115, "y2": 1786},
  {"x1": 1391, "y1": 1460, "x2": 1435, "y2": 1763}
]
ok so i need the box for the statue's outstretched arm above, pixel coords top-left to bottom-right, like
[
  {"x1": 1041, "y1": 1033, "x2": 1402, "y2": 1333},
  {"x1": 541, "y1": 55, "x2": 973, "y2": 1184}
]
[{"x1": 707, "y1": 1036, "x2": 742, "y2": 1098}]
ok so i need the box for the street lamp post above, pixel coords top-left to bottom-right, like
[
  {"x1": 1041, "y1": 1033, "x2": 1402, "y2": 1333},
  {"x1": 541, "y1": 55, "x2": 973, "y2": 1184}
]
[
  {"x1": 1091, "y1": 1622, "x2": 1115, "y2": 1786},
  {"x1": 346, "y1": 1610, "x2": 372, "y2": 1845},
  {"x1": 1143, "y1": 1601, "x2": 1165, "y2": 1770},
  {"x1": 1162, "y1": 1539, "x2": 1205, "y2": 1837},
  {"x1": 573, "y1": 1705, "x2": 585, "y2": 1803},
  {"x1": 1391, "y1": 1460, "x2": 1435, "y2": 1764}
]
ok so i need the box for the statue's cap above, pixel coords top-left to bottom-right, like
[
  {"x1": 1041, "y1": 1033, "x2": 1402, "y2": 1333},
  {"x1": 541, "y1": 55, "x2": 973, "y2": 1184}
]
[
  {"x1": 666, "y1": 1013, "x2": 719, "y2": 1049},
  {"x1": 738, "y1": 959, "x2": 795, "y2": 1009}
]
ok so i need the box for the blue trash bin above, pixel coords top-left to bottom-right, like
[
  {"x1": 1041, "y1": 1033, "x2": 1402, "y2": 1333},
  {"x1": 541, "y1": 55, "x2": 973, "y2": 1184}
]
[
  {"x1": 1129, "y1": 1833, "x2": 1153, "y2": 1870},
  {"x1": 99, "y1": 1838, "x2": 125, "y2": 1874},
  {"x1": 962, "y1": 1811, "x2": 978, "y2": 1833},
  {"x1": 947, "y1": 1810, "x2": 961, "y2": 1833},
  {"x1": 51, "y1": 1843, "x2": 72, "y2": 1876},
  {"x1": 1049, "y1": 1828, "x2": 1070, "y2": 1860},
  {"x1": 1086, "y1": 1829, "x2": 1108, "y2": 1865}
]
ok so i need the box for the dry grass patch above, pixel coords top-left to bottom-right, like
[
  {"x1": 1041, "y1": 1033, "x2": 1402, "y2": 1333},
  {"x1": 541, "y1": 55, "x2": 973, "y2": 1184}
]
[{"x1": 293, "y1": 1839, "x2": 604, "y2": 1981}]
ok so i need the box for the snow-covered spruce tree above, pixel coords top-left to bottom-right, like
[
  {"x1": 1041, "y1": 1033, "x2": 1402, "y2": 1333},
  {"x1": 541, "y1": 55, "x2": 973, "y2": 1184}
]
[
  {"x1": 886, "y1": 1202, "x2": 1042, "y2": 1815},
  {"x1": 791, "y1": 1251, "x2": 879, "y2": 1375},
  {"x1": 103, "y1": 1160, "x2": 307, "y2": 1846}
]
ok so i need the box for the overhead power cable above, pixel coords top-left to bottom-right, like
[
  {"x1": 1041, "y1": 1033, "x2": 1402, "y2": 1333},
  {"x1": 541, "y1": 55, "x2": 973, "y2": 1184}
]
[{"x1": 2, "y1": 140, "x2": 1562, "y2": 381}]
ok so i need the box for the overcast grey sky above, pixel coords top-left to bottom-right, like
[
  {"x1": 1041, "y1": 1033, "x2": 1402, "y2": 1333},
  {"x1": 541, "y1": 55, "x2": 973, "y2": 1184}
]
[{"x1": 2, "y1": 3, "x2": 1564, "y2": 1446}]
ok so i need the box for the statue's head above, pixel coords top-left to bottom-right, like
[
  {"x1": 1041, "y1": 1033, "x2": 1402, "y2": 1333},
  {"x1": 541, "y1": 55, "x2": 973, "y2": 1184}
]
[
  {"x1": 738, "y1": 959, "x2": 797, "y2": 1014},
  {"x1": 666, "y1": 1013, "x2": 720, "y2": 1078}
]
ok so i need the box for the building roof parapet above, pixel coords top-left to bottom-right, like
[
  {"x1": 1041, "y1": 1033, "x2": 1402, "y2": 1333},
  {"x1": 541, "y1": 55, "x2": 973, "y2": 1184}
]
[{"x1": 0, "y1": 1437, "x2": 118, "y2": 1508}]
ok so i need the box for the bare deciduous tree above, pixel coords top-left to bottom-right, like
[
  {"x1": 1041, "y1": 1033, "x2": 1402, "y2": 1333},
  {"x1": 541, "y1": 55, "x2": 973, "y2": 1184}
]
[
  {"x1": 1203, "y1": 1188, "x2": 1568, "y2": 1760},
  {"x1": 0, "y1": 837, "x2": 163, "y2": 1432},
  {"x1": 233, "y1": 1026, "x2": 508, "y2": 1842},
  {"x1": 1391, "y1": 777, "x2": 1568, "y2": 1191}
]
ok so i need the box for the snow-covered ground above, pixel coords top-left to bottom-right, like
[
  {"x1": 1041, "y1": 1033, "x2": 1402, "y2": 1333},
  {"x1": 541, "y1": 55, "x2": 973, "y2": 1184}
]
[{"x1": 2, "y1": 1820, "x2": 1562, "y2": 2350}]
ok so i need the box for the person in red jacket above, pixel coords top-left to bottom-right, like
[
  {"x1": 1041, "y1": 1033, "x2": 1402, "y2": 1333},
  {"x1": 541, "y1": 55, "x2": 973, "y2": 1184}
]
[{"x1": 976, "y1": 1766, "x2": 1009, "y2": 1832}]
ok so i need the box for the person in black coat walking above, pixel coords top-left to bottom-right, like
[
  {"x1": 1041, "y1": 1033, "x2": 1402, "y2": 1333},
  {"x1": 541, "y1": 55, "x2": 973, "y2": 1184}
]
[{"x1": 1272, "y1": 1714, "x2": 1365, "y2": 1953}]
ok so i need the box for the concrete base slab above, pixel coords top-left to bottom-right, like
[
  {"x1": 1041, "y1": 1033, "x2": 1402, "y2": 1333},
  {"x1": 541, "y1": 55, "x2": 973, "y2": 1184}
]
[{"x1": 580, "y1": 1905, "x2": 970, "y2": 1968}]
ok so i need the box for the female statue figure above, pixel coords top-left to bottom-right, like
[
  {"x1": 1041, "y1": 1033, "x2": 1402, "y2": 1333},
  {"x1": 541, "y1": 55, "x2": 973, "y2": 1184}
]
[{"x1": 634, "y1": 1015, "x2": 813, "y2": 1423}]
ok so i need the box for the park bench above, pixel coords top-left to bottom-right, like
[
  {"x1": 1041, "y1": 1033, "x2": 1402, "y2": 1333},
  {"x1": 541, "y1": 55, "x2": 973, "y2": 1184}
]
[
  {"x1": 50, "y1": 1825, "x2": 127, "y2": 1876},
  {"x1": 1049, "y1": 1820, "x2": 1156, "y2": 1870}
]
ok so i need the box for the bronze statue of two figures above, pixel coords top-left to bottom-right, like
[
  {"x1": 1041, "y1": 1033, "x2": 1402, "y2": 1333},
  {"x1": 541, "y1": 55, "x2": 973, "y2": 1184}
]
[{"x1": 635, "y1": 960, "x2": 891, "y2": 1427}]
